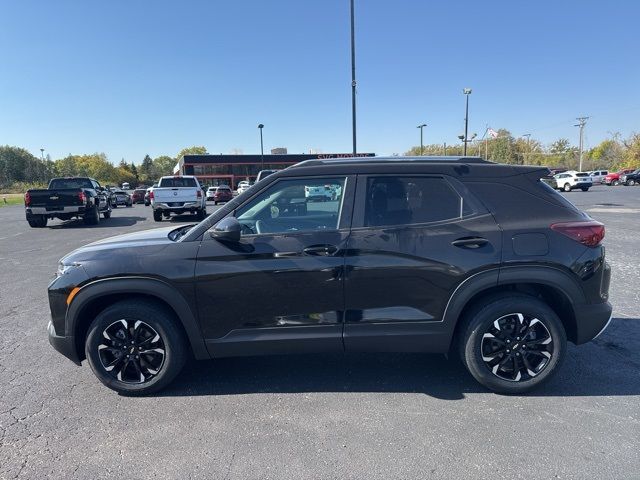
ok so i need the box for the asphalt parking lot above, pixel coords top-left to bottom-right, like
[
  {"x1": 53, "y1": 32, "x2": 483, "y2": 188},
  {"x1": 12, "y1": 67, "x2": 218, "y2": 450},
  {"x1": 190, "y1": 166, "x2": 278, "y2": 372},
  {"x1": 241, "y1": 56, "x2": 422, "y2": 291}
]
[{"x1": 1, "y1": 187, "x2": 639, "y2": 479}]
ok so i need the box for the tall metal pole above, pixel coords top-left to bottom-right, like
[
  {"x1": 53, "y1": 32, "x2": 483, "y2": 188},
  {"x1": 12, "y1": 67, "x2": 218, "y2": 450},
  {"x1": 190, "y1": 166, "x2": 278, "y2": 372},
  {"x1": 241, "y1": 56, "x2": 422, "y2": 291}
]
[
  {"x1": 522, "y1": 133, "x2": 531, "y2": 165},
  {"x1": 350, "y1": 0, "x2": 357, "y2": 156},
  {"x1": 40, "y1": 148, "x2": 45, "y2": 161},
  {"x1": 463, "y1": 89, "x2": 471, "y2": 155},
  {"x1": 417, "y1": 124, "x2": 426, "y2": 155},
  {"x1": 575, "y1": 117, "x2": 588, "y2": 171},
  {"x1": 258, "y1": 124, "x2": 264, "y2": 170},
  {"x1": 444, "y1": 142, "x2": 447, "y2": 155}
]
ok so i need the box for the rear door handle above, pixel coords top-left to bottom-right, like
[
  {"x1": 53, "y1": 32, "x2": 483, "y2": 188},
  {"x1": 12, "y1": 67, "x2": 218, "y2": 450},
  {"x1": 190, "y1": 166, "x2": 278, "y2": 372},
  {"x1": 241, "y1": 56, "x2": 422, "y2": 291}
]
[
  {"x1": 303, "y1": 244, "x2": 339, "y2": 256},
  {"x1": 451, "y1": 237, "x2": 489, "y2": 249}
]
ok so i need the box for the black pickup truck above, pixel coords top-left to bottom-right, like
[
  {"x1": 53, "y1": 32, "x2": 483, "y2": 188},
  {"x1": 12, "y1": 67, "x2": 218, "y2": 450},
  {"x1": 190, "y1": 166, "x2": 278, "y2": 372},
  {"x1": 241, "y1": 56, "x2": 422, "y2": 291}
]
[{"x1": 24, "y1": 177, "x2": 112, "y2": 228}]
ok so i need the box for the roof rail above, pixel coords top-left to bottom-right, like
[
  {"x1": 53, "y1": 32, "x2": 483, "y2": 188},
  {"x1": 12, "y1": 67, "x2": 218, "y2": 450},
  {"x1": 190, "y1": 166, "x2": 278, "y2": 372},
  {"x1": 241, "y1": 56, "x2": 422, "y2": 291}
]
[{"x1": 290, "y1": 156, "x2": 492, "y2": 168}]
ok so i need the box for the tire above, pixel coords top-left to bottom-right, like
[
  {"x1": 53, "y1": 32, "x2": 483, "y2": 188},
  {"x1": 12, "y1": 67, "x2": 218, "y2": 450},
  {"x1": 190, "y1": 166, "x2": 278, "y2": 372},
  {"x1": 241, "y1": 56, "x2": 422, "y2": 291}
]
[
  {"x1": 214, "y1": 201, "x2": 218, "y2": 205},
  {"x1": 153, "y1": 210, "x2": 163, "y2": 222},
  {"x1": 85, "y1": 300, "x2": 187, "y2": 395},
  {"x1": 112, "y1": 203, "x2": 118, "y2": 209},
  {"x1": 27, "y1": 215, "x2": 47, "y2": 228},
  {"x1": 613, "y1": 180, "x2": 620, "y2": 186},
  {"x1": 196, "y1": 207, "x2": 207, "y2": 220},
  {"x1": 84, "y1": 205, "x2": 100, "y2": 225},
  {"x1": 458, "y1": 293, "x2": 566, "y2": 394},
  {"x1": 103, "y1": 210, "x2": 112, "y2": 219},
  {"x1": 627, "y1": 179, "x2": 636, "y2": 186},
  {"x1": 581, "y1": 187, "x2": 589, "y2": 192},
  {"x1": 563, "y1": 183, "x2": 571, "y2": 192}
]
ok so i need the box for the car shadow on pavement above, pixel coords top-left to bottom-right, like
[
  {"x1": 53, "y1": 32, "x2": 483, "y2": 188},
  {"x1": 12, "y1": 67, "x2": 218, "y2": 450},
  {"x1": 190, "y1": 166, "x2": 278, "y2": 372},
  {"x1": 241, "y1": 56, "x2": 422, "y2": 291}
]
[
  {"x1": 48, "y1": 216, "x2": 147, "y2": 228},
  {"x1": 158, "y1": 317, "x2": 640, "y2": 400}
]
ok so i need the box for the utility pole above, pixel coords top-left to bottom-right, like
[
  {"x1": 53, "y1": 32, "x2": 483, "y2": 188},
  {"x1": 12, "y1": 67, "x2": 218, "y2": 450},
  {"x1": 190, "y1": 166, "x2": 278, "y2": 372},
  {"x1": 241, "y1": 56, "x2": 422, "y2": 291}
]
[
  {"x1": 443, "y1": 142, "x2": 447, "y2": 155},
  {"x1": 463, "y1": 88, "x2": 472, "y2": 155},
  {"x1": 417, "y1": 124, "x2": 427, "y2": 155},
  {"x1": 40, "y1": 148, "x2": 45, "y2": 161},
  {"x1": 574, "y1": 117, "x2": 588, "y2": 171},
  {"x1": 258, "y1": 124, "x2": 264, "y2": 170},
  {"x1": 350, "y1": 0, "x2": 357, "y2": 156},
  {"x1": 522, "y1": 133, "x2": 531, "y2": 165}
]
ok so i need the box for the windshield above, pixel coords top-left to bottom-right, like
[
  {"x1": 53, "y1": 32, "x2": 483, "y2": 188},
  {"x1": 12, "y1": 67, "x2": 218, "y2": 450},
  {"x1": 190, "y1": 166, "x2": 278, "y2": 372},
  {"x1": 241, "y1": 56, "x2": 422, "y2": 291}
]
[{"x1": 159, "y1": 177, "x2": 197, "y2": 188}]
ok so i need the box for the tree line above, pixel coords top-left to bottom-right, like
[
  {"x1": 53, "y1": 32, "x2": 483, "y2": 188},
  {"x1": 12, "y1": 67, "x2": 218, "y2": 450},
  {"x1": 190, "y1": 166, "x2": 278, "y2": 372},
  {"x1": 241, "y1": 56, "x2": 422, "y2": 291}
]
[
  {"x1": 405, "y1": 129, "x2": 640, "y2": 171},
  {"x1": 0, "y1": 146, "x2": 207, "y2": 191}
]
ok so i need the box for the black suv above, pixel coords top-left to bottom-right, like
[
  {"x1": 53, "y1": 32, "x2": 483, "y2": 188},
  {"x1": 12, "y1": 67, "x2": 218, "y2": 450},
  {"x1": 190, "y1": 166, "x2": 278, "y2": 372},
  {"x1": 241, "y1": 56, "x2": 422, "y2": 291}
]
[{"x1": 48, "y1": 157, "x2": 612, "y2": 395}]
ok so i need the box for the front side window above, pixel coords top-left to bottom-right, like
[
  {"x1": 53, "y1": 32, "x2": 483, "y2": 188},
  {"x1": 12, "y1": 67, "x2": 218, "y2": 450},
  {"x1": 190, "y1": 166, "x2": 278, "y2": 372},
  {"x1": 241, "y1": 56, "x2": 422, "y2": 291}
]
[
  {"x1": 364, "y1": 176, "x2": 464, "y2": 227},
  {"x1": 235, "y1": 177, "x2": 346, "y2": 235}
]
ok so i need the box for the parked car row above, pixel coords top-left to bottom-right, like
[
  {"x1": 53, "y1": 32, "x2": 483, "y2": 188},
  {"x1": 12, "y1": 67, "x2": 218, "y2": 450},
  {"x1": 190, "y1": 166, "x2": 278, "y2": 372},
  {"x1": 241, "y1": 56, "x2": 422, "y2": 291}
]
[{"x1": 604, "y1": 168, "x2": 637, "y2": 186}]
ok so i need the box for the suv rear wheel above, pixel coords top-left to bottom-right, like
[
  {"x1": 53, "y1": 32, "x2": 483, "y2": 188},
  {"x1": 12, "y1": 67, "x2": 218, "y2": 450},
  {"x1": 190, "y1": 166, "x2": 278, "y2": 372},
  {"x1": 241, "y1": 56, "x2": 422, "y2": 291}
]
[
  {"x1": 459, "y1": 294, "x2": 566, "y2": 394},
  {"x1": 85, "y1": 300, "x2": 187, "y2": 395},
  {"x1": 563, "y1": 183, "x2": 571, "y2": 192}
]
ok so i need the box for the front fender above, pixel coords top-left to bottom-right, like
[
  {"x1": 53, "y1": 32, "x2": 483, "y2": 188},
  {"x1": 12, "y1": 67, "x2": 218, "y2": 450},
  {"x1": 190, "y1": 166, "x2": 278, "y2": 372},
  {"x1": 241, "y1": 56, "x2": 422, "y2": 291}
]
[{"x1": 66, "y1": 276, "x2": 209, "y2": 360}]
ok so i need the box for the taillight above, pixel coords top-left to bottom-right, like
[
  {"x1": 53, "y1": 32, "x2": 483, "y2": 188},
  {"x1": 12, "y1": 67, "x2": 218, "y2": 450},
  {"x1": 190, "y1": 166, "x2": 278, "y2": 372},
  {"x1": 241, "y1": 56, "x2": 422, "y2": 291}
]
[
  {"x1": 197, "y1": 190, "x2": 202, "y2": 198},
  {"x1": 24, "y1": 192, "x2": 31, "y2": 206},
  {"x1": 149, "y1": 190, "x2": 154, "y2": 200},
  {"x1": 78, "y1": 191, "x2": 86, "y2": 203},
  {"x1": 551, "y1": 221, "x2": 605, "y2": 247}
]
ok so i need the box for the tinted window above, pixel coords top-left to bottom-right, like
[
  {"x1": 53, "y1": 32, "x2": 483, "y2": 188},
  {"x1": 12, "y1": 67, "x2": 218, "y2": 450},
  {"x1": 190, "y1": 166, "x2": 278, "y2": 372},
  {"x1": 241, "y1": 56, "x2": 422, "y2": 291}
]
[
  {"x1": 159, "y1": 177, "x2": 197, "y2": 188},
  {"x1": 364, "y1": 177, "x2": 463, "y2": 227},
  {"x1": 49, "y1": 178, "x2": 93, "y2": 189},
  {"x1": 236, "y1": 177, "x2": 346, "y2": 235},
  {"x1": 575, "y1": 173, "x2": 589, "y2": 177}
]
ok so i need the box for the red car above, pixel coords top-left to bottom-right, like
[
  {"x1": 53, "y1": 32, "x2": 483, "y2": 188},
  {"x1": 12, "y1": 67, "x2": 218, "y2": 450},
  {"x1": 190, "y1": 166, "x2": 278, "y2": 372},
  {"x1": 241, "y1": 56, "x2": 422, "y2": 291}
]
[
  {"x1": 212, "y1": 185, "x2": 233, "y2": 205},
  {"x1": 604, "y1": 168, "x2": 635, "y2": 186},
  {"x1": 131, "y1": 188, "x2": 146, "y2": 203}
]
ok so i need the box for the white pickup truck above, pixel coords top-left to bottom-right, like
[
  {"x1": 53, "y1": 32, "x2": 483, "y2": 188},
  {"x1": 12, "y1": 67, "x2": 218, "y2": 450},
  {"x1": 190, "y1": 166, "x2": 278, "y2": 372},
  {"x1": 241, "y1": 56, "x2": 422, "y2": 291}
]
[{"x1": 150, "y1": 175, "x2": 207, "y2": 221}]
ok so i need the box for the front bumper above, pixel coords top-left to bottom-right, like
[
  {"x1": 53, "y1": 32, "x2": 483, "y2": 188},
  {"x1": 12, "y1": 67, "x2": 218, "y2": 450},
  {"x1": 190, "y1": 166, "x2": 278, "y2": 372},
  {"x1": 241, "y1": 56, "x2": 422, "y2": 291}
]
[
  {"x1": 48, "y1": 320, "x2": 81, "y2": 365},
  {"x1": 573, "y1": 301, "x2": 613, "y2": 344}
]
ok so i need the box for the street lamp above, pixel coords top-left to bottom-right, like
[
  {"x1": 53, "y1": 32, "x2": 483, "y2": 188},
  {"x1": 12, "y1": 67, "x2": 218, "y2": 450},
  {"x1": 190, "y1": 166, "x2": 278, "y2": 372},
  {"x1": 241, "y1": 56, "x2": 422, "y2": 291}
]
[
  {"x1": 417, "y1": 124, "x2": 427, "y2": 155},
  {"x1": 462, "y1": 88, "x2": 472, "y2": 155},
  {"x1": 350, "y1": 0, "x2": 357, "y2": 156},
  {"x1": 522, "y1": 133, "x2": 531, "y2": 165},
  {"x1": 258, "y1": 124, "x2": 264, "y2": 170},
  {"x1": 40, "y1": 148, "x2": 45, "y2": 161}
]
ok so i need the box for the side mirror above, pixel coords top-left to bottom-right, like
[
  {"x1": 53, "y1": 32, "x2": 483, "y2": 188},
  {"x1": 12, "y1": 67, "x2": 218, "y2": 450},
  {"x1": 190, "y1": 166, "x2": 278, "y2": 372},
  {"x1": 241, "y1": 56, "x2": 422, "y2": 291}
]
[{"x1": 209, "y1": 217, "x2": 241, "y2": 243}]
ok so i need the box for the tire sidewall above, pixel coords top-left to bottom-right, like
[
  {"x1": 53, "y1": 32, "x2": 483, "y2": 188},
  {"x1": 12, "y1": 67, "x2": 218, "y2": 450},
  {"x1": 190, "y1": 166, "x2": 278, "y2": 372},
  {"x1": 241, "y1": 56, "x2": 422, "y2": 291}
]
[
  {"x1": 461, "y1": 295, "x2": 567, "y2": 394},
  {"x1": 85, "y1": 301, "x2": 186, "y2": 395}
]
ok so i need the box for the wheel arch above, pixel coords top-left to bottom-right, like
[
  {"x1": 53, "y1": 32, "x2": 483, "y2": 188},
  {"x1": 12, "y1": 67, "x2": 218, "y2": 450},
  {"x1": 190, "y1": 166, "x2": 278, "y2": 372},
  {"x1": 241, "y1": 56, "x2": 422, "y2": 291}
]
[
  {"x1": 444, "y1": 266, "x2": 582, "y2": 351},
  {"x1": 67, "y1": 277, "x2": 209, "y2": 362}
]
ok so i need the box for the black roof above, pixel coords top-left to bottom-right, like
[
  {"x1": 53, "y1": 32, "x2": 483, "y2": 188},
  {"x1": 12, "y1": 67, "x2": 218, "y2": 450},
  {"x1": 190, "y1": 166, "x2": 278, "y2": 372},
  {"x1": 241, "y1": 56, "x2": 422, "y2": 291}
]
[{"x1": 290, "y1": 156, "x2": 491, "y2": 168}]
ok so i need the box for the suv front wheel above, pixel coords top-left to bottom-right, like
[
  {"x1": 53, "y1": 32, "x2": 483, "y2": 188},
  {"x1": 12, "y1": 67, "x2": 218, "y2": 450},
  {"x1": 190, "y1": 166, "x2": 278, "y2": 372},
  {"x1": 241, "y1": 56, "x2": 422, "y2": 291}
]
[
  {"x1": 459, "y1": 294, "x2": 566, "y2": 394},
  {"x1": 85, "y1": 300, "x2": 187, "y2": 395}
]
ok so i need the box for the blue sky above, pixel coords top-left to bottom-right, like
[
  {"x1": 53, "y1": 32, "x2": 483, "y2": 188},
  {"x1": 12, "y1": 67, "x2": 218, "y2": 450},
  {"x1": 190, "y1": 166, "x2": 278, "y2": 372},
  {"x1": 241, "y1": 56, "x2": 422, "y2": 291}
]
[{"x1": 1, "y1": 0, "x2": 638, "y2": 162}]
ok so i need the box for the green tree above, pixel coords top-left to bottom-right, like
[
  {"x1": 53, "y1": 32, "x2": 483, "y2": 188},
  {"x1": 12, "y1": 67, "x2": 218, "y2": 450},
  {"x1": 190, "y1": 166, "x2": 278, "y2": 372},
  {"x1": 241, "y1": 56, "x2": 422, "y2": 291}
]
[
  {"x1": 152, "y1": 155, "x2": 176, "y2": 177},
  {"x1": 139, "y1": 154, "x2": 157, "y2": 183},
  {"x1": 176, "y1": 146, "x2": 207, "y2": 159}
]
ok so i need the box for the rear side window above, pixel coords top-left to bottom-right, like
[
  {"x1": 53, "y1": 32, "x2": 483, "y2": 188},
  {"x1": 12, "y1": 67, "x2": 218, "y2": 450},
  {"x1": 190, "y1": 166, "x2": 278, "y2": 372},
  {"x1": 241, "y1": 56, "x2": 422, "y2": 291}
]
[
  {"x1": 159, "y1": 177, "x2": 197, "y2": 188},
  {"x1": 364, "y1": 176, "x2": 465, "y2": 227},
  {"x1": 575, "y1": 173, "x2": 589, "y2": 177}
]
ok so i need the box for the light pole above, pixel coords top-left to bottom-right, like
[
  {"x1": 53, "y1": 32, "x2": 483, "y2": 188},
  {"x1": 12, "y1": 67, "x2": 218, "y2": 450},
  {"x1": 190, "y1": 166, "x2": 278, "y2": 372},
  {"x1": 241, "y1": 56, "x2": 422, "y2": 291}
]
[
  {"x1": 258, "y1": 124, "x2": 264, "y2": 170},
  {"x1": 417, "y1": 124, "x2": 427, "y2": 155},
  {"x1": 40, "y1": 148, "x2": 45, "y2": 161},
  {"x1": 574, "y1": 117, "x2": 588, "y2": 171},
  {"x1": 463, "y1": 88, "x2": 472, "y2": 155},
  {"x1": 522, "y1": 133, "x2": 531, "y2": 165},
  {"x1": 350, "y1": 0, "x2": 357, "y2": 156}
]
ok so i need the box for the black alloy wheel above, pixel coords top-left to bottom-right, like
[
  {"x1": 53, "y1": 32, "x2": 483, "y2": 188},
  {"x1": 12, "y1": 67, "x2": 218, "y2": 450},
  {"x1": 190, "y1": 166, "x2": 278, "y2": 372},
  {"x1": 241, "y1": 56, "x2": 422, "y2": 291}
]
[
  {"x1": 85, "y1": 300, "x2": 187, "y2": 395},
  {"x1": 480, "y1": 313, "x2": 553, "y2": 382},
  {"x1": 97, "y1": 319, "x2": 166, "y2": 383},
  {"x1": 459, "y1": 294, "x2": 566, "y2": 394}
]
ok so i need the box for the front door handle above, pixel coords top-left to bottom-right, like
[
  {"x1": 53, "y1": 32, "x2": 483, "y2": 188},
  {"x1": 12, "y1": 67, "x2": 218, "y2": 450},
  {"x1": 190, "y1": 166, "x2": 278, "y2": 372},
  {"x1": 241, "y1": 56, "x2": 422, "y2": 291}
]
[
  {"x1": 451, "y1": 237, "x2": 489, "y2": 249},
  {"x1": 303, "y1": 244, "x2": 339, "y2": 256}
]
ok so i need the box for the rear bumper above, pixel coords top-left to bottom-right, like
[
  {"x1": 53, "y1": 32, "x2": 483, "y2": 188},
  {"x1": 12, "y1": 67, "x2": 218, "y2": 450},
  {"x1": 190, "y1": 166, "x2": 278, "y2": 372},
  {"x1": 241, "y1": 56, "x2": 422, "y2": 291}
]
[
  {"x1": 27, "y1": 205, "x2": 85, "y2": 216},
  {"x1": 573, "y1": 301, "x2": 613, "y2": 344},
  {"x1": 47, "y1": 320, "x2": 81, "y2": 365}
]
